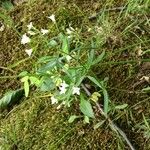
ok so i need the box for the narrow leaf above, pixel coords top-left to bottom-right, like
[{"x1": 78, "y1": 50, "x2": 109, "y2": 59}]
[
  {"x1": 87, "y1": 76, "x2": 109, "y2": 114},
  {"x1": 68, "y1": 115, "x2": 78, "y2": 123},
  {"x1": 0, "y1": 89, "x2": 24, "y2": 109},
  {"x1": 61, "y1": 34, "x2": 69, "y2": 54},
  {"x1": 80, "y1": 94, "x2": 95, "y2": 118},
  {"x1": 87, "y1": 76, "x2": 103, "y2": 89},
  {"x1": 94, "y1": 120, "x2": 105, "y2": 130},
  {"x1": 29, "y1": 76, "x2": 41, "y2": 87},
  {"x1": 115, "y1": 104, "x2": 128, "y2": 110},
  {"x1": 92, "y1": 50, "x2": 105, "y2": 65},
  {"x1": 103, "y1": 88, "x2": 109, "y2": 114},
  {"x1": 24, "y1": 80, "x2": 29, "y2": 97},
  {"x1": 84, "y1": 116, "x2": 90, "y2": 124}
]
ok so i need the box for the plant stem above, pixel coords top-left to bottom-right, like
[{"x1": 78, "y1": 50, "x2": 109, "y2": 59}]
[{"x1": 81, "y1": 83, "x2": 135, "y2": 150}]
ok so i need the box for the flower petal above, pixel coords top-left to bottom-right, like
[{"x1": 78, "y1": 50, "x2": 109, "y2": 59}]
[
  {"x1": 48, "y1": 14, "x2": 56, "y2": 23},
  {"x1": 72, "y1": 87, "x2": 80, "y2": 95},
  {"x1": 21, "y1": 34, "x2": 31, "y2": 44},
  {"x1": 25, "y1": 49, "x2": 33, "y2": 57}
]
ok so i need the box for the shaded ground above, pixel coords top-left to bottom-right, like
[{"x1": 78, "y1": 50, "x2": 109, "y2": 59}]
[{"x1": 0, "y1": 0, "x2": 150, "y2": 149}]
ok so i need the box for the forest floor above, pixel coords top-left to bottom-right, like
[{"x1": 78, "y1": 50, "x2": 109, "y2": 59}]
[{"x1": 0, "y1": 0, "x2": 150, "y2": 149}]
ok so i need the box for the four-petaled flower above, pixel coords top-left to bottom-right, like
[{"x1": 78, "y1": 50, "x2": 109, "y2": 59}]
[
  {"x1": 41, "y1": 29, "x2": 49, "y2": 35},
  {"x1": 21, "y1": 34, "x2": 31, "y2": 44},
  {"x1": 72, "y1": 86, "x2": 80, "y2": 95},
  {"x1": 25, "y1": 49, "x2": 33, "y2": 57},
  {"x1": 48, "y1": 14, "x2": 56, "y2": 23},
  {"x1": 51, "y1": 96, "x2": 58, "y2": 104},
  {"x1": 59, "y1": 81, "x2": 69, "y2": 94}
]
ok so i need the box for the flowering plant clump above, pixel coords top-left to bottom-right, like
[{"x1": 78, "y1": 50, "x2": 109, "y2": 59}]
[{"x1": 19, "y1": 14, "x2": 109, "y2": 124}]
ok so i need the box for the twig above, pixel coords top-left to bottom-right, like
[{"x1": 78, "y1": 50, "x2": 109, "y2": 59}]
[
  {"x1": 89, "y1": 6, "x2": 126, "y2": 20},
  {"x1": 0, "y1": 66, "x2": 15, "y2": 73},
  {"x1": 81, "y1": 83, "x2": 135, "y2": 150}
]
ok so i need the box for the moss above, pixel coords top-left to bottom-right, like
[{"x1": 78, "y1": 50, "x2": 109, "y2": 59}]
[{"x1": 0, "y1": 0, "x2": 150, "y2": 149}]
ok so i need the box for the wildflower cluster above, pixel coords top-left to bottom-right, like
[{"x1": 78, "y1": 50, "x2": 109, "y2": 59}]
[
  {"x1": 21, "y1": 14, "x2": 55, "y2": 56},
  {"x1": 19, "y1": 13, "x2": 107, "y2": 123}
]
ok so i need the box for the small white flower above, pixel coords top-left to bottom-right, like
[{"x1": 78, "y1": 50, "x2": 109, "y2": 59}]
[
  {"x1": 67, "y1": 35, "x2": 72, "y2": 39},
  {"x1": 21, "y1": 34, "x2": 31, "y2": 44},
  {"x1": 66, "y1": 28, "x2": 73, "y2": 34},
  {"x1": 27, "y1": 30, "x2": 36, "y2": 35},
  {"x1": 41, "y1": 29, "x2": 49, "y2": 35},
  {"x1": 48, "y1": 14, "x2": 56, "y2": 23},
  {"x1": 0, "y1": 23, "x2": 5, "y2": 32},
  {"x1": 88, "y1": 28, "x2": 92, "y2": 32},
  {"x1": 51, "y1": 96, "x2": 58, "y2": 104},
  {"x1": 66, "y1": 55, "x2": 72, "y2": 62},
  {"x1": 57, "y1": 104, "x2": 62, "y2": 109},
  {"x1": 72, "y1": 86, "x2": 80, "y2": 95},
  {"x1": 25, "y1": 49, "x2": 33, "y2": 57},
  {"x1": 60, "y1": 81, "x2": 69, "y2": 89},
  {"x1": 59, "y1": 81, "x2": 69, "y2": 94},
  {"x1": 27, "y1": 22, "x2": 34, "y2": 30},
  {"x1": 59, "y1": 87, "x2": 67, "y2": 94}
]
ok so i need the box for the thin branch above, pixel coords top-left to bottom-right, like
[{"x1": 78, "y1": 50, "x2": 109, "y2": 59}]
[
  {"x1": 89, "y1": 6, "x2": 126, "y2": 20},
  {"x1": 81, "y1": 83, "x2": 135, "y2": 150},
  {"x1": 0, "y1": 66, "x2": 15, "y2": 73}
]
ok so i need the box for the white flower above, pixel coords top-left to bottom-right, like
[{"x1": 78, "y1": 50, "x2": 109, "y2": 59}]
[
  {"x1": 60, "y1": 81, "x2": 69, "y2": 89},
  {"x1": 51, "y1": 96, "x2": 58, "y2": 104},
  {"x1": 66, "y1": 55, "x2": 72, "y2": 62},
  {"x1": 27, "y1": 30, "x2": 36, "y2": 35},
  {"x1": 41, "y1": 29, "x2": 49, "y2": 35},
  {"x1": 59, "y1": 87, "x2": 67, "y2": 94},
  {"x1": 66, "y1": 28, "x2": 73, "y2": 34},
  {"x1": 57, "y1": 104, "x2": 61, "y2": 109},
  {"x1": 66, "y1": 25, "x2": 75, "y2": 35},
  {"x1": 48, "y1": 14, "x2": 56, "y2": 23},
  {"x1": 27, "y1": 22, "x2": 34, "y2": 30},
  {"x1": 140, "y1": 76, "x2": 149, "y2": 82},
  {"x1": 25, "y1": 49, "x2": 33, "y2": 57},
  {"x1": 21, "y1": 34, "x2": 31, "y2": 44},
  {"x1": 72, "y1": 86, "x2": 80, "y2": 95},
  {"x1": 0, "y1": 23, "x2": 5, "y2": 32},
  {"x1": 59, "y1": 81, "x2": 69, "y2": 94}
]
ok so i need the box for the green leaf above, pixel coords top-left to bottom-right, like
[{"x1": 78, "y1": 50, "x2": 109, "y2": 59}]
[
  {"x1": 87, "y1": 76, "x2": 103, "y2": 89},
  {"x1": 37, "y1": 56, "x2": 54, "y2": 63},
  {"x1": 87, "y1": 76, "x2": 109, "y2": 115},
  {"x1": 87, "y1": 49, "x2": 95, "y2": 66},
  {"x1": 24, "y1": 80, "x2": 29, "y2": 97},
  {"x1": 115, "y1": 104, "x2": 128, "y2": 110},
  {"x1": 90, "y1": 92, "x2": 101, "y2": 102},
  {"x1": 21, "y1": 76, "x2": 29, "y2": 97},
  {"x1": 80, "y1": 94, "x2": 95, "y2": 118},
  {"x1": 92, "y1": 50, "x2": 105, "y2": 65},
  {"x1": 94, "y1": 120, "x2": 105, "y2": 130},
  {"x1": 37, "y1": 57, "x2": 58, "y2": 74},
  {"x1": 21, "y1": 76, "x2": 29, "y2": 82},
  {"x1": 2, "y1": 1, "x2": 14, "y2": 11},
  {"x1": 61, "y1": 34, "x2": 69, "y2": 54},
  {"x1": 18, "y1": 71, "x2": 28, "y2": 77},
  {"x1": 84, "y1": 116, "x2": 90, "y2": 124},
  {"x1": 40, "y1": 77, "x2": 55, "y2": 91},
  {"x1": 68, "y1": 115, "x2": 78, "y2": 123},
  {"x1": 142, "y1": 86, "x2": 150, "y2": 91},
  {"x1": 29, "y1": 76, "x2": 41, "y2": 87},
  {"x1": 0, "y1": 89, "x2": 24, "y2": 109},
  {"x1": 48, "y1": 39, "x2": 58, "y2": 47},
  {"x1": 103, "y1": 88, "x2": 109, "y2": 114}
]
